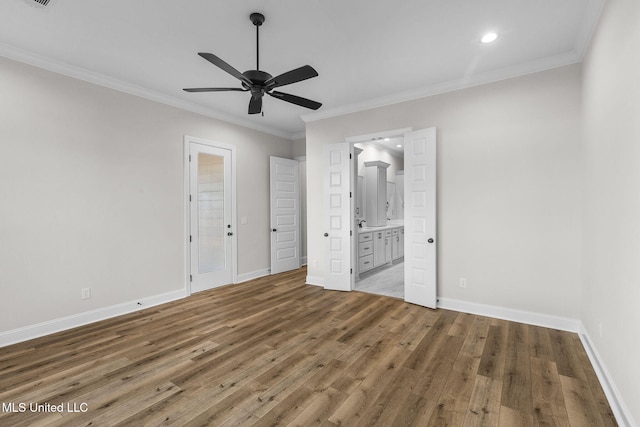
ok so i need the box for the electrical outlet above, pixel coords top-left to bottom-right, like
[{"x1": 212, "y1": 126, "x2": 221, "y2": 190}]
[
  {"x1": 459, "y1": 278, "x2": 467, "y2": 288},
  {"x1": 81, "y1": 288, "x2": 91, "y2": 300}
]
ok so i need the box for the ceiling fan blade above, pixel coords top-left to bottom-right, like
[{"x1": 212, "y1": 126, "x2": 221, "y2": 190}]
[
  {"x1": 183, "y1": 87, "x2": 248, "y2": 92},
  {"x1": 198, "y1": 52, "x2": 253, "y2": 86},
  {"x1": 268, "y1": 91, "x2": 322, "y2": 110},
  {"x1": 248, "y1": 95, "x2": 262, "y2": 114},
  {"x1": 265, "y1": 65, "x2": 318, "y2": 89}
]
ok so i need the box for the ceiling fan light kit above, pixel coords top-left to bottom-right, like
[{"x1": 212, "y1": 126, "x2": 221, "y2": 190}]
[{"x1": 184, "y1": 12, "x2": 321, "y2": 115}]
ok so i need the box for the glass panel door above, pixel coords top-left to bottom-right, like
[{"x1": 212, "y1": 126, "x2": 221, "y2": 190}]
[
  {"x1": 198, "y1": 152, "x2": 225, "y2": 273},
  {"x1": 189, "y1": 142, "x2": 233, "y2": 292}
]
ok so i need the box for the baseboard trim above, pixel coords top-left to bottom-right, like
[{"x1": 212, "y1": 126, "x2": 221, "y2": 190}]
[
  {"x1": 0, "y1": 289, "x2": 187, "y2": 348},
  {"x1": 579, "y1": 325, "x2": 635, "y2": 427},
  {"x1": 437, "y1": 297, "x2": 580, "y2": 332},
  {"x1": 236, "y1": 268, "x2": 271, "y2": 283},
  {"x1": 306, "y1": 275, "x2": 324, "y2": 287},
  {"x1": 437, "y1": 297, "x2": 632, "y2": 426},
  {"x1": 301, "y1": 256, "x2": 308, "y2": 266}
]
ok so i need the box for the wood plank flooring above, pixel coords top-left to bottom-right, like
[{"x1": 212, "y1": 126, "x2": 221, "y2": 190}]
[{"x1": 0, "y1": 267, "x2": 617, "y2": 426}]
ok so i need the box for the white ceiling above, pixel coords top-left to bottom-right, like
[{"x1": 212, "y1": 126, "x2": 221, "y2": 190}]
[
  {"x1": 356, "y1": 137, "x2": 406, "y2": 156},
  {"x1": 0, "y1": 0, "x2": 604, "y2": 139}
]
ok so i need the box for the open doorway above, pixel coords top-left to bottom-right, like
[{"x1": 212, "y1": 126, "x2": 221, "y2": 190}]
[
  {"x1": 323, "y1": 127, "x2": 437, "y2": 308},
  {"x1": 348, "y1": 130, "x2": 408, "y2": 299}
]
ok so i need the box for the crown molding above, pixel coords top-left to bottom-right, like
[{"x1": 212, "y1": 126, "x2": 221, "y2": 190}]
[
  {"x1": 0, "y1": 42, "x2": 293, "y2": 140},
  {"x1": 300, "y1": 0, "x2": 603, "y2": 125},
  {"x1": 301, "y1": 50, "x2": 582, "y2": 124},
  {"x1": 3, "y1": 0, "x2": 603, "y2": 141},
  {"x1": 574, "y1": 0, "x2": 606, "y2": 60}
]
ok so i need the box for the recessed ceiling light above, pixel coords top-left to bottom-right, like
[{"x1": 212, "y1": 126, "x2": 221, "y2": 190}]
[
  {"x1": 481, "y1": 32, "x2": 498, "y2": 43},
  {"x1": 396, "y1": 144, "x2": 402, "y2": 148},
  {"x1": 384, "y1": 138, "x2": 390, "y2": 142}
]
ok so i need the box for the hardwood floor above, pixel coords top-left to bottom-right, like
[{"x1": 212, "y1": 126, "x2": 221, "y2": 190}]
[{"x1": 0, "y1": 267, "x2": 616, "y2": 426}]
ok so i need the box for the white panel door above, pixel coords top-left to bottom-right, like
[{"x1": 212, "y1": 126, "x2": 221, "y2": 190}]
[
  {"x1": 323, "y1": 143, "x2": 353, "y2": 291},
  {"x1": 403, "y1": 128, "x2": 437, "y2": 308},
  {"x1": 270, "y1": 156, "x2": 300, "y2": 274},
  {"x1": 189, "y1": 143, "x2": 234, "y2": 292}
]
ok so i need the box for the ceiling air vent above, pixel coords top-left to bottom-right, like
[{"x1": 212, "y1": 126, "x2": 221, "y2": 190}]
[{"x1": 32, "y1": 0, "x2": 51, "y2": 5}]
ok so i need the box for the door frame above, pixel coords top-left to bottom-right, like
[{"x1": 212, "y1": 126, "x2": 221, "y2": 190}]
[
  {"x1": 345, "y1": 127, "x2": 412, "y2": 290},
  {"x1": 183, "y1": 135, "x2": 238, "y2": 296},
  {"x1": 345, "y1": 127, "x2": 413, "y2": 290},
  {"x1": 341, "y1": 127, "x2": 437, "y2": 307}
]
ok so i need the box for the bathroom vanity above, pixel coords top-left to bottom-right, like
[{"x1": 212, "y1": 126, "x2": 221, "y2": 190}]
[{"x1": 357, "y1": 222, "x2": 404, "y2": 274}]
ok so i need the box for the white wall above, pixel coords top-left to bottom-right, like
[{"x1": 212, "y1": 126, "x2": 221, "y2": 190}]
[
  {"x1": 0, "y1": 57, "x2": 292, "y2": 334},
  {"x1": 292, "y1": 138, "x2": 307, "y2": 262},
  {"x1": 306, "y1": 64, "x2": 583, "y2": 319},
  {"x1": 582, "y1": 0, "x2": 640, "y2": 423},
  {"x1": 292, "y1": 137, "x2": 306, "y2": 158}
]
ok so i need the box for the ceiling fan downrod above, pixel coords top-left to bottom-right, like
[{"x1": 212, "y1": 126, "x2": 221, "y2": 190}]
[{"x1": 250, "y1": 13, "x2": 265, "y2": 71}]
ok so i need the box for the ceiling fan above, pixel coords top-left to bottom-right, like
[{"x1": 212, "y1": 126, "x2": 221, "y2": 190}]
[{"x1": 184, "y1": 12, "x2": 322, "y2": 115}]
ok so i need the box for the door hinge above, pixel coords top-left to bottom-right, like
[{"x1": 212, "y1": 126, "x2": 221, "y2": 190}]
[
  {"x1": 189, "y1": 235, "x2": 192, "y2": 242},
  {"x1": 350, "y1": 191, "x2": 352, "y2": 198},
  {"x1": 350, "y1": 230, "x2": 353, "y2": 236},
  {"x1": 189, "y1": 154, "x2": 191, "y2": 162},
  {"x1": 190, "y1": 275, "x2": 193, "y2": 282},
  {"x1": 349, "y1": 153, "x2": 352, "y2": 159},
  {"x1": 350, "y1": 268, "x2": 353, "y2": 274}
]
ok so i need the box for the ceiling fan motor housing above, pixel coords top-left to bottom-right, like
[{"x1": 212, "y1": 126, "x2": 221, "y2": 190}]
[
  {"x1": 243, "y1": 70, "x2": 272, "y2": 86},
  {"x1": 243, "y1": 70, "x2": 273, "y2": 98}
]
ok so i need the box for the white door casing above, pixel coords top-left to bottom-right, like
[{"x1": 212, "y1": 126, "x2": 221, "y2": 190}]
[
  {"x1": 270, "y1": 156, "x2": 301, "y2": 274},
  {"x1": 186, "y1": 138, "x2": 236, "y2": 293},
  {"x1": 403, "y1": 127, "x2": 437, "y2": 308},
  {"x1": 323, "y1": 143, "x2": 353, "y2": 291}
]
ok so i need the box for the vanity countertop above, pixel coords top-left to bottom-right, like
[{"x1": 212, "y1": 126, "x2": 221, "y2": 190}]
[{"x1": 359, "y1": 220, "x2": 404, "y2": 233}]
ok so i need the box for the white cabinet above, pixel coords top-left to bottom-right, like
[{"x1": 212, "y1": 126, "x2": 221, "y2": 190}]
[
  {"x1": 358, "y1": 226, "x2": 404, "y2": 276},
  {"x1": 391, "y1": 228, "x2": 399, "y2": 260},
  {"x1": 391, "y1": 227, "x2": 404, "y2": 261},
  {"x1": 364, "y1": 161, "x2": 389, "y2": 227},
  {"x1": 384, "y1": 230, "x2": 392, "y2": 263},
  {"x1": 358, "y1": 232, "x2": 374, "y2": 272},
  {"x1": 373, "y1": 230, "x2": 385, "y2": 267}
]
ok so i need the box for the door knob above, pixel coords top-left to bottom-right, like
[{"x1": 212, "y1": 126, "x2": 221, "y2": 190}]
[
  {"x1": 324, "y1": 233, "x2": 329, "y2": 237},
  {"x1": 428, "y1": 238, "x2": 434, "y2": 243},
  {"x1": 272, "y1": 228, "x2": 277, "y2": 232},
  {"x1": 227, "y1": 232, "x2": 233, "y2": 236}
]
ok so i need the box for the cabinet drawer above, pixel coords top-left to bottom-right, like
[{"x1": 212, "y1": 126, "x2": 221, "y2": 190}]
[
  {"x1": 359, "y1": 241, "x2": 373, "y2": 256},
  {"x1": 359, "y1": 254, "x2": 374, "y2": 272},
  {"x1": 358, "y1": 232, "x2": 373, "y2": 243}
]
